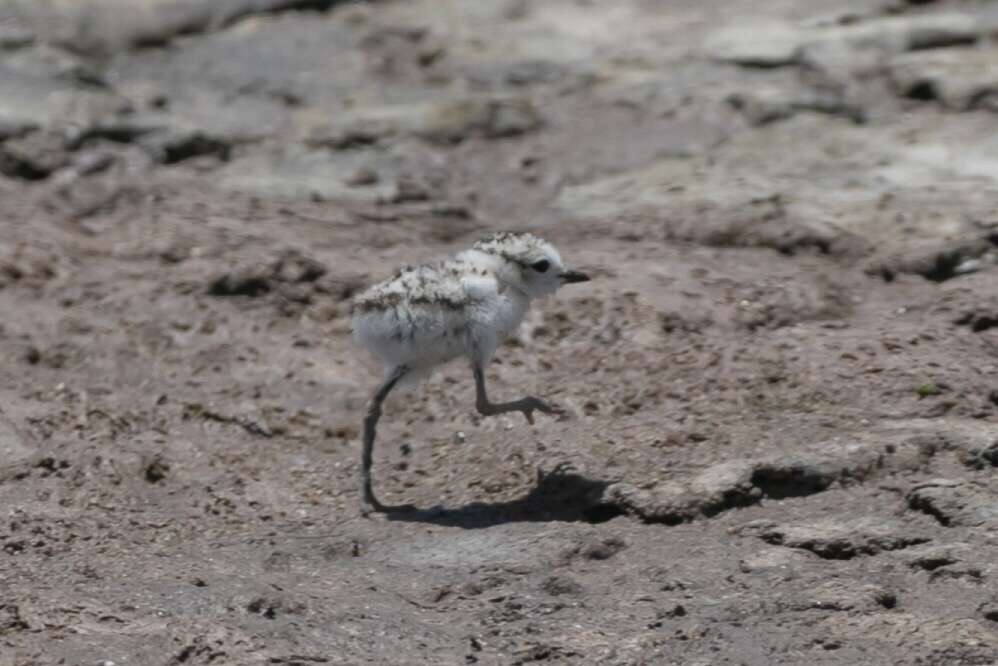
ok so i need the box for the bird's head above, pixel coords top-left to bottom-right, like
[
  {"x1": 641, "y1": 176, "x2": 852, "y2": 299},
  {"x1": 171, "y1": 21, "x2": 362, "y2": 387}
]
[{"x1": 472, "y1": 231, "x2": 589, "y2": 299}]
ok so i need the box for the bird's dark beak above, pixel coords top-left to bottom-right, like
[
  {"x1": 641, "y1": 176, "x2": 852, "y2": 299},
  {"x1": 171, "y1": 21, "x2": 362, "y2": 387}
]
[{"x1": 559, "y1": 270, "x2": 590, "y2": 284}]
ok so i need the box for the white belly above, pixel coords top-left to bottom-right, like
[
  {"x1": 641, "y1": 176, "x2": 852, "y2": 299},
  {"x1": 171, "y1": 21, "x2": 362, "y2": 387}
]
[
  {"x1": 466, "y1": 288, "x2": 530, "y2": 366},
  {"x1": 353, "y1": 304, "x2": 470, "y2": 371},
  {"x1": 353, "y1": 288, "x2": 530, "y2": 374}
]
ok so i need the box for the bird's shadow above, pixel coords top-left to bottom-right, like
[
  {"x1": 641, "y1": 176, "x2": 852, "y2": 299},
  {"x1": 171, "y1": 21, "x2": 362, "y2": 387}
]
[{"x1": 385, "y1": 466, "x2": 622, "y2": 529}]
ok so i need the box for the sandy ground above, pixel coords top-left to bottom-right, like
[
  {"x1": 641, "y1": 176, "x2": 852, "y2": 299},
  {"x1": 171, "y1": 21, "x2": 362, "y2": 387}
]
[{"x1": 2, "y1": 0, "x2": 998, "y2": 664}]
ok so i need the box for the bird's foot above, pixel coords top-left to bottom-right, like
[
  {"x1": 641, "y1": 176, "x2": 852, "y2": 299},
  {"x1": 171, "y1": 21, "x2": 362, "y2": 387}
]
[
  {"x1": 361, "y1": 491, "x2": 417, "y2": 517},
  {"x1": 478, "y1": 396, "x2": 563, "y2": 425},
  {"x1": 516, "y1": 396, "x2": 561, "y2": 425}
]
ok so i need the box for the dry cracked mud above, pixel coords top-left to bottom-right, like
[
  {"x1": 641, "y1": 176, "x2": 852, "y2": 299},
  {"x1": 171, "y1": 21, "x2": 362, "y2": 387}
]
[{"x1": 2, "y1": 0, "x2": 998, "y2": 664}]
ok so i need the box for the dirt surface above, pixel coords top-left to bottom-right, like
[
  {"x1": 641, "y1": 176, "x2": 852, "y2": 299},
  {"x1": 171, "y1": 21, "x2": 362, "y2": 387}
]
[{"x1": 3, "y1": 0, "x2": 998, "y2": 664}]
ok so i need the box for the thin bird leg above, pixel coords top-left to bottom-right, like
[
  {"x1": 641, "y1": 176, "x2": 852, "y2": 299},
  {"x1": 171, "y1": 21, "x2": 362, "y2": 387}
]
[
  {"x1": 473, "y1": 364, "x2": 557, "y2": 426},
  {"x1": 361, "y1": 365, "x2": 413, "y2": 515}
]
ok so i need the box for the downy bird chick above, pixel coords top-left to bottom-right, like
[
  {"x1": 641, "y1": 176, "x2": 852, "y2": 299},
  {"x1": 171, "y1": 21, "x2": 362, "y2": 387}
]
[{"x1": 352, "y1": 231, "x2": 590, "y2": 514}]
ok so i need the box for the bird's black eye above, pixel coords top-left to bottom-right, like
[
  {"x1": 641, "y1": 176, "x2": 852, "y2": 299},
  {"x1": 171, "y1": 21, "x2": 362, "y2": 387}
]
[{"x1": 531, "y1": 259, "x2": 550, "y2": 273}]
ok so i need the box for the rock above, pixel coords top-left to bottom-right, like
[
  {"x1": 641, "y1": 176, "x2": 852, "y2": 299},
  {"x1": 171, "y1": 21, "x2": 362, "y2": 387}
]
[
  {"x1": 704, "y1": 23, "x2": 803, "y2": 67},
  {"x1": 727, "y1": 87, "x2": 864, "y2": 126},
  {"x1": 907, "y1": 480, "x2": 998, "y2": 527},
  {"x1": 0, "y1": 119, "x2": 37, "y2": 142},
  {"x1": 690, "y1": 460, "x2": 757, "y2": 507},
  {"x1": 738, "y1": 546, "x2": 816, "y2": 573},
  {"x1": 730, "y1": 279, "x2": 854, "y2": 331},
  {"x1": 884, "y1": 421, "x2": 998, "y2": 463},
  {"x1": 705, "y1": 13, "x2": 981, "y2": 67},
  {"x1": 897, "y1": 542, "x2": 973, "y2": 572},
  {"x1": 749, "y1": 455, "x2": 867, "y2": 499},
  {"x1": 271, "y1": 250, "x2": 325, "y2": 284},
  {"x1": 503, "y1": 59, "x2": 567, "y2": 87},
  {"x1": 218, "y1": 145, "x2": 396, "y2": 202},
  {"x1": 71, "y1": 150, "x2": 116, "y2": 176},
  {"x1": 207, "y1": 249, "x2": 325, "y2": 298},
  {"x1": 0, "y1": 246, "x2": 58, "y2": 288},
  {"x1": 140, "y1": 129, "x2": 232, "y2": 164},
  {"x1": 63, "y1": 121, "x2": 158, "y2": 151},
  {"x1": 805, "y1": 582, "x2": 897, "y2": 612},
  {"x1": 579, "y1": 537, "x2": 627, "y2": 561},
  {"x1": 599, "y1": 481, "x2": 683, "y2": 525},
  {"x1": 796, "y1": 40, "x2": 884, "y2": 96},
  {"x1": 0, "y1": 61, "x2": 126, "y2": 137},
  {"x1": 10, "y1": 0, "x2": 349, "y2": 56},
  {"x1": 143, "y1": 456, "x2": 170, "y2": 483},
  {"x1": 0, "y1": 25, "x2": 36, "y2": 51},
  {"x1": 2, "y1": 43, "x2": 107, "y2": 86},
  {"x1": 555, "y1": 111, "x2": 998, "y2": 262},
  {"x1": 305, "y1": 95, "x2": 543, "y2": 148},
  {"x1": 959, "y1": 439, "x2": 998, "y2": 469},
  {"x1": 736, "y1": 518, "x2": 930, "y2": 559},
  {"x1": 864, "y1": 238, "x2": 995, "y2": 283},
  {"x1": 663, "y1": 461, "x2": 762, "y2": 518},
  {"x1": 0, "y1": 131, "x2": 70, "y2": 180},
  {"x1": 104, "y1": 8, "x2": 363, "y2": 122},
  {"x1": 345, "y1": 167, "x2": 379, "y2": 187},
  {"x1": 476, "y1": 97, "x2": 542, "y2": 138},
  {"x1": 888, "y1": 48, "x2": 998, "y2": 110},
  {"x1": 303, "y1": 107, "x2": 407, "y2": 150},
  {"x1": 119, "y1": 88, "x2": 284, "y2": 158},
  {"x1": 598, "y1": 443, "x2": 883, "y2": 524},
  {"x1": 541, "y1": 575, "x2": 582, "y2": 596},
  {"x1": 50, "y1": 178, "x2": 133, "y2": 221},
  {"x1": 107, "y1": 91, "x2": 293, "y2": 158},
  {"x1": 555, "y1": 152, "x2": 864, "y2": 258},
  {"x1": 0, "y1": 408, "x2": 35, "y2": 468},
  {"x1": 389, "y1": 175, "x2": 434, "y2": 204},
  {"x1": 554, "y1": 536, "x2": 628, "y2": 565}
]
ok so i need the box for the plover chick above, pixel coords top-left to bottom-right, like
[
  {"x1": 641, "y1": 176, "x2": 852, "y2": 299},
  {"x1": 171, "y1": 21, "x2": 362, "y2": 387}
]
[{"x1": 352, "y1": 231, "x2": 590, "y2": 514}]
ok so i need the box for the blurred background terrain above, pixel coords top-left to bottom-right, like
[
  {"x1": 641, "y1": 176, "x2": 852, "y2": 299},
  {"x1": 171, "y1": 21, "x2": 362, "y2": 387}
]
[{"x1": 2, "y1": 0, "x2": 998, "y2": 663}]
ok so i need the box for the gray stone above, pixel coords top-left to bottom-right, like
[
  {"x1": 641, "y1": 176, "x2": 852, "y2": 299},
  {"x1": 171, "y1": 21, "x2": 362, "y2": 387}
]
[
  {"x1": 908, "y1": 480, "x2": 998, "y2": 527},
  {"x1": 736, "y1": 518, "x2": 930, "y2": 559},
  {"x1": 0, "y1": 63, "x2": 126, "y2": 135},
  {"x1": 305, "y1": 95, "x2": 543, "y2": 148},
  {"x1": 897, "y1": 542, "x2": 973, "y2": 571},
  {"x1": 0, "y1": 130, "x2": 70, "y2": 180},
  {"x1": 704, "y1": 23, "x2": 803, "y2": 67},
  {"x1": 727, "y1": 86, "x2": 864, "y2": 126},
  {"x1": 0, "y1": 25, "x2": 36, "y2": 50},
  {"x1": 598, "y1": 442, "x2": 883, "y2": 524},
  {"x1": 555, "y1": 112, "x2": 998, "y2": 261},
  {"x1": 216, "y1": 145, "x2": 399, "y2": 203},
  {"x1": 6, "y1": 0, "x2": 351, "y2": 55},
  {"x1": 738, "y1": 546, "x2": 815, "y2": 574},
  {"x1": 864, "y1": 238, "x2": 995, "y2": 282},
  {"x1": 541, "y1": 575, "x2": 583, "y2": 596},
  {"x1": 106, "y1": 10, "x2": 363, "y2": 112},
  {"x1": 599, "y1": 428, "x2": 950, "y2": 530},
  {"x1": 705, "y1": 13, "x2": 980, "y2": 67},
  {"x1": 804, "y1": 582, "x2": 897, "y2": 612},
  {"x1": 0, "y1": 119, "x2": 37, "y2": 142},
  {"x1": 980, "y1": 600, "x2": 998, "y2": 623},
  {"x1": 0, "y1": 408, "x2": 34, "y2": 466},
  {"x1": 889, "y1": 48, "x2": 998, "y2": 110},
  {"x1": 139, "y1": 128, "x2": 233, "y2": 164},
  {"x1": 120, "y1": 92, "x2": 288, "y2": 152},
  {"x1": 960, "y1": 440, "x2": 998, "y2": 470}
]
